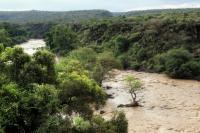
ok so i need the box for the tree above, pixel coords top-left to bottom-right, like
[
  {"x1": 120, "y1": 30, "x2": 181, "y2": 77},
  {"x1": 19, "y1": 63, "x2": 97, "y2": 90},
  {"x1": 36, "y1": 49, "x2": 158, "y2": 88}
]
[
  {"x1": 58, "y1": 72, "x2": 106, "y2": 118},
  {"x1": 0, "y1": 83, "x2": 58, "y2": 133},
  {"x1": 95, "y1": 51, "x2": 122, "y2": 84},
  {"x1": 45, "y1": 25, "x2": 77, "y2": 54},
  {"x1": 0, "y1": 29, "x2": 12, "y2": 47},
  {"x1": 0, "y1": 43, "x2": 4, "y2": 54},
  {"x1": 67, "y1": 47, "x2": 97, "y2": 71},
  {"x1": 0, "y1": 46, "x2": 30, "y2": 83},
  {"x1": 0, "y1": 46, "x2": 128, "y2": 133},
  {"x1": 33, "y1": 50, "x2": 56, "y2": 84},
  {"x1": 111, "y1": 36, "x2": 130, "y2": 55},
  {"x1": 125, "y1": 75, "x2": 142, "y2": 106}
]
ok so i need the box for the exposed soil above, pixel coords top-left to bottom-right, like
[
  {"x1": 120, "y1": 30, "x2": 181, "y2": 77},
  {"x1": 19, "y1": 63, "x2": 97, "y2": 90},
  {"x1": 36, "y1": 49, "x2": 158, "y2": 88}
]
[{"x1": 101, "y1": 69, "x2": 200, "y2": 133}]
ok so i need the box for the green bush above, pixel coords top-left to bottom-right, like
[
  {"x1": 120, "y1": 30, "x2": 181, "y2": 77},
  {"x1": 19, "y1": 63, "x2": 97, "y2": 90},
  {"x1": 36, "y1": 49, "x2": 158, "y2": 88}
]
[
  {"x1": 67, "y1": 47, "x2": 97, "y2": 70},
  {"x1": 179, "y1": 60, "x2": 200, "y2": 79},
  {"x1": 94, "y1": 51, "x2": 122, "y2": 84},
  {"x1": 150, "y1": 53, "x2": 167, "y2": 72},
  {"x1": 164, "y1": 48, "x2": 193, "y2": 78},
  {"x1": 130, "y1": 61, "x2": 141, "y2": 70},
  {"x1": 151, "y1": 48, "x2": 200, "y2": 79},
  {"x1": 111, "y1": 112, "x2": 128, "y2": 133}
]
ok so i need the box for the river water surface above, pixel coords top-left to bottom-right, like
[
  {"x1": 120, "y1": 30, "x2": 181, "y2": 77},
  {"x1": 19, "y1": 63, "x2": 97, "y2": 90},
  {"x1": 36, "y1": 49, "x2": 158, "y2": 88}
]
[
  {"x1": 102, "y1": 70, "x2": 200, "y2": 133},
  {"x1": 18, "y1": 39, "x2": 46, "y2": 55}
]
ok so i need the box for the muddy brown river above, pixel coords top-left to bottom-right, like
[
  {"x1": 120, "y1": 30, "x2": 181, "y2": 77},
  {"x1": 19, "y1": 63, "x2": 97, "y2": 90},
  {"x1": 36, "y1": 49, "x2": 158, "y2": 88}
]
[
  {"x1": 18, "y1": 39, "x2": 46, "y2": 55},
  {"x1": 101, "y1": 70, "x2": 200, "y2": 133}
]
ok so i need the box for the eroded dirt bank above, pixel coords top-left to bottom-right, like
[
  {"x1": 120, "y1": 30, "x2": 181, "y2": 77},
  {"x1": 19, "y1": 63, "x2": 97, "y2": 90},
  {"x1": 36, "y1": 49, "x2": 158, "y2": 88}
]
[{"x1": 101, "y1": 70, "x2": 200, "y2": 133}]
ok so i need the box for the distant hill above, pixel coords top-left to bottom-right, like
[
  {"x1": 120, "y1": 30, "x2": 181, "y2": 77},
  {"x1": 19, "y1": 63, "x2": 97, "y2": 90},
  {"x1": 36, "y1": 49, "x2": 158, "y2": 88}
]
[
  {"x1": 117, "y1": 8, "x2": 200, "y2": 16},
  {"x1": 0, "y1": 10, "x2": 113, "y2": 23},
  {"x1": 1, "y1": 8, "x2": 200, "y2": 23}
]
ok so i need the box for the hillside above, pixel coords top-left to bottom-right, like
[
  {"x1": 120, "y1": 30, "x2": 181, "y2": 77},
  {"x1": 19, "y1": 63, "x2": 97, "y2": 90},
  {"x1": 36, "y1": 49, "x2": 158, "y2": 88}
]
[
  {"x1": 1, "y1": 8, "x2": 200, "y2": 23},
  {"x1": 0, "y1": 10, "x2": 113, "y2": 23},
  {"x1": 117, "y1": 8, "x2": 200, "y2": 16},
  {"x1": 44, "y1": 11, "x2": 200, "y2": 79}
]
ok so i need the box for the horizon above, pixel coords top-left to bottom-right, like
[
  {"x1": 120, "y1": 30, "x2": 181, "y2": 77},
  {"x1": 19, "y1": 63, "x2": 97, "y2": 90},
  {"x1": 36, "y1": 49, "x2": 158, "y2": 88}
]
[
  {"x1": 0, "y1": 7, "x2": 200, "y2": 13},
  {"x1": 0, "y1": 0, "x2": 200, "y2": 12}
]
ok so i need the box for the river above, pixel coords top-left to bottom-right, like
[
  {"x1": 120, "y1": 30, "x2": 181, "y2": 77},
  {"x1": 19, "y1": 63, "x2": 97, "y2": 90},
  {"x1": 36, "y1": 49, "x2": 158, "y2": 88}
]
[
  {"x1": 18, "y1": 39, "x2": 46, "y2": 55},
  {"x1": 101, "y1": 70, "x2": 200, "y2": 133}
]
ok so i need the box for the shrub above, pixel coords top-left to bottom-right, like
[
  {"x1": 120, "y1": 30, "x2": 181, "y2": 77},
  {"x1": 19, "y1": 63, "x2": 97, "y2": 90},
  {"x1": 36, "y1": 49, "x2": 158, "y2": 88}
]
[
  {"x1": 151, "y1": 48, "x2": 200, "y2": 79},
  {"x1": 150, "y1": 53, "x2": 167, "y2": 72},
  {"x1": 111, "y1": 112, "x2": 128, "y2": 133},
  {"x1": 72, "y1": 117, "x2": 92, "y2": 133},
  {"x1": 130, "y1": 61, "x2": 141, "y2": 70},
  {"x1": 97, "y1": 51, "x2": 122, "y2": 70},
  {"x1": 93, "y1": 51, "x2": 122, "y2": 84},
  {"x1": 67, "y1": 47, "x2": 97, "y2": 70},
  {"x1": 179, "y1": 60, "x2": 200, "y2": 78},
  {"x1": 164, "y1": 48, "x2": 193, "y2": 78},
  {"x1": 91, "y1": 115, "x2": 116, "y2": 133}
]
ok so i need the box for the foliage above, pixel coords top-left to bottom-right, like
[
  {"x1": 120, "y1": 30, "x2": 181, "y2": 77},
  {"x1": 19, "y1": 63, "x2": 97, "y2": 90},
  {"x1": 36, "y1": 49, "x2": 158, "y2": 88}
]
[
  {"x1": 125, "y1": 75, "x2": 142, "y2": 103},
  {"x1": 0, "y1": 10, "x2": 113, "y2": 23},
  {"x1": 63, "y1": 48, "x2": 122, "y2": 84},
  {"x1": 0, "y1": 29, "x2": 12, "y2": 47},
  {"x1": 0, "y1": 46, "x2": 127, "y2": 133},
  {"x1": 67, "y1": 47, "x2": 97, "y2": 70},
  {"x1": 46, "y1": 25, "x2": 78, "y2": 54},
  {"x1": 58, "y1": 72, "x2": 106, "y2": 118},
  {"x1": 164, "y1": 48, "x2": 193, "y2": 78},
  {"x1": 72, "y1": 117, "x2": 92, "y2": 132},
  {"x1": 111, "y1": 112, "x2": 128, "y2": 133},
  {"x1": 152, "y1": 48, "x2": 200, "y2": 79},
  {"x1": 43, "y1": 11, "x2": 200, "y2": 80}
]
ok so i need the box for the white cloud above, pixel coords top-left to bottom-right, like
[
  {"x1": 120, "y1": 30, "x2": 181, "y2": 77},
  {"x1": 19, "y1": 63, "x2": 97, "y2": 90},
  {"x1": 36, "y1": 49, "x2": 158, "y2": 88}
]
[{"x1": 162, "y1": 3, "x2": 200, "y2": 9}]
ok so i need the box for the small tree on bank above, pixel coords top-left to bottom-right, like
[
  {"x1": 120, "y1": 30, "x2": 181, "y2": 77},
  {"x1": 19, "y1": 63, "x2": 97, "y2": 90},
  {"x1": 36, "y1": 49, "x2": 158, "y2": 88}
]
[{"x1": 125, "y1": 75, "x2": 142, "y2": 106}]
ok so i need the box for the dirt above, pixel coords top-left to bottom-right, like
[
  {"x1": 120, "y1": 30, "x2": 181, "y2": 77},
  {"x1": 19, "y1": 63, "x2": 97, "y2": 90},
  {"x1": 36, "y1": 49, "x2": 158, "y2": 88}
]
[{"x1": 101, "y1": 69, "x2": 200, "y2": 133}]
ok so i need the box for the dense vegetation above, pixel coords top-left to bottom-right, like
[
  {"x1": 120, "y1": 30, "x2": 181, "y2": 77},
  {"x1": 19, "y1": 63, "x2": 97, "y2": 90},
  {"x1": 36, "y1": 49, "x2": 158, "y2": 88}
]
[
  {"x1": 45, "y1": 11, "x2": 200, "y2": 79},
  {"x1": 0, "y1": 10, "x2": 112, "y2": 23},
  {"x1": 1, "y1": 8, "x2": 200, "y2": 23},
  {"x1": 119, "y1": 8, "x2": 200, "y2": 16},
  {"x1": 0, "y1": 22, "x2": 55, "y2": 46},
  {"x1": 0, "y1": 45, "x2": 127, "y2": 133}
]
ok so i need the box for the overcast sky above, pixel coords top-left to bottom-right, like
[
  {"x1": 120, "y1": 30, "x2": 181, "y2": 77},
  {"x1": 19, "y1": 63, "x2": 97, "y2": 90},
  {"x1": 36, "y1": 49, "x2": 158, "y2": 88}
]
[{"x1": 0, "y1": 0, "x2": 200, "y2": 12}]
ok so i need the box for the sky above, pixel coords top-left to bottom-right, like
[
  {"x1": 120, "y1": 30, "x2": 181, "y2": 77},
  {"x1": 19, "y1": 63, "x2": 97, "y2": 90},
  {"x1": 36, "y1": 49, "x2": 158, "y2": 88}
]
[{"x1": 0, "y1": 0, "x2": 200, "y2": 12}]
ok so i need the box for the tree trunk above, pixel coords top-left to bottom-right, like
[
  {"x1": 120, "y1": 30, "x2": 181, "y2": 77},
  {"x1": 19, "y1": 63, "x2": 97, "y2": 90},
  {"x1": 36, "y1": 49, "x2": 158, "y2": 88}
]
[{"x1": 130, "y1": 92, "x2": 136, "y2": 103}]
